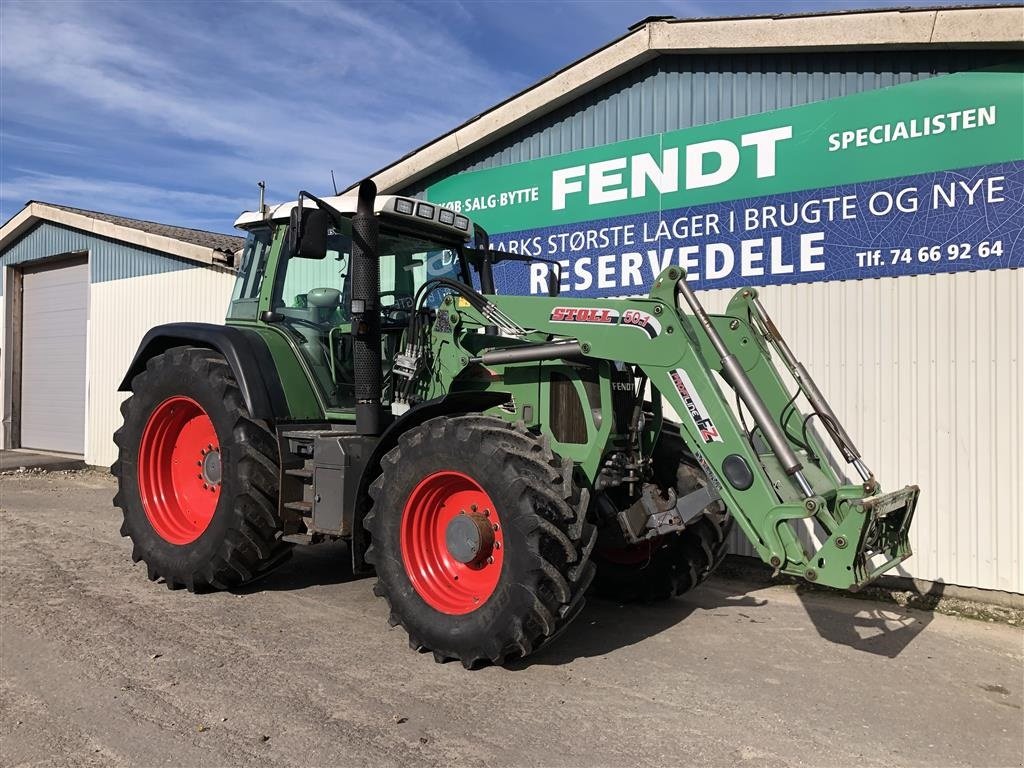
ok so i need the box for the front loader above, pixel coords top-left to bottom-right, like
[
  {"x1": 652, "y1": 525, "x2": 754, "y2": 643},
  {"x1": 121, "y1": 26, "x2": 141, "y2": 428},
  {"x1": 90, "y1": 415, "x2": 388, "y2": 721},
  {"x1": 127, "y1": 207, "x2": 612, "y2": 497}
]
[{"x1": 113, "y1": 180, "x2": 918, "y2": 667}]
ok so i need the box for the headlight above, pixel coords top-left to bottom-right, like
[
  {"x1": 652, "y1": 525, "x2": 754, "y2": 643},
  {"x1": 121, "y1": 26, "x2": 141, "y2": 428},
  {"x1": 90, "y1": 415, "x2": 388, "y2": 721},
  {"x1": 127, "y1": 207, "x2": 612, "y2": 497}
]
[
  {"x1": 395, "y1": 198, "x2": 415, "y2": 215},
  {"x1": 416, "y1": 203, "x2": 435, "y2": 219},
  {"x1": 454, "y1": 215, "x2": 469, "y2": 230},
  {"x1": 438, "y1": 208, "x2": 455, "y2": 225}
]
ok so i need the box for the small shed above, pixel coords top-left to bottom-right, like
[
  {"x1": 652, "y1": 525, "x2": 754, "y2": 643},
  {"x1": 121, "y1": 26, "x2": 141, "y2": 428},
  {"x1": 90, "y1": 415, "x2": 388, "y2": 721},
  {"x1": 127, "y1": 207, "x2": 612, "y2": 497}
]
[{"x1": 0, "y1": 202, "x2": 242, "y2": 465}]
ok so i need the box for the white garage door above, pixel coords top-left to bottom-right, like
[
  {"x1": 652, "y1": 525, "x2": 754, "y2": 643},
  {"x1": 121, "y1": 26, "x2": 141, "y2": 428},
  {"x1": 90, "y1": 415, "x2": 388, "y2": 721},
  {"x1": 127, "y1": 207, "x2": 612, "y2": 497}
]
[{"x1": 20, "y1": 258, "x2": 88, "y2": 454}]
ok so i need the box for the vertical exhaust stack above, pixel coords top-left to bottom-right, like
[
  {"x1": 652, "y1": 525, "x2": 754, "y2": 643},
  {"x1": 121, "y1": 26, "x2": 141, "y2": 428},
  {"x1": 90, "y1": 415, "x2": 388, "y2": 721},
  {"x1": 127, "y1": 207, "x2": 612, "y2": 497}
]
[{"x1": 350, "y1": 179, "x2": 382, "y2": 435}]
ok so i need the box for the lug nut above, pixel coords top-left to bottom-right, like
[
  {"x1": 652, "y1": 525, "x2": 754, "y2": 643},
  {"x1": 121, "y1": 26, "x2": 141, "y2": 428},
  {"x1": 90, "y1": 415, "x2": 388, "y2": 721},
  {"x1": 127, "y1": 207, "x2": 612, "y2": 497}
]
[{"x1": 492, "y1": 523, "x2": 500, "y2": 531}]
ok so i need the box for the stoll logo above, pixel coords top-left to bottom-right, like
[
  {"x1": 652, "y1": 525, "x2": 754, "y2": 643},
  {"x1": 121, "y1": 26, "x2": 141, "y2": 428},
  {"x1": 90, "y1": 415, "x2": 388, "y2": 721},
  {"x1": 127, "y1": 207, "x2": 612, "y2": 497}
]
[
  {"x1": 549, "y1": 307, "x2": 619, "y2": 324},
  {"x1": 549, "y1": 306, "x2": 662, "y2": 338},
  {"x1": 669, "y1": 369, "x2": 723, "y2": 444}
]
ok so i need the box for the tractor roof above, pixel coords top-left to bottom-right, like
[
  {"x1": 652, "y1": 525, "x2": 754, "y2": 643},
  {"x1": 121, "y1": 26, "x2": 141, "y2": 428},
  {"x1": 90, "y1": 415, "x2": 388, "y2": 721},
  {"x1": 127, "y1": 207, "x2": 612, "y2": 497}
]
[{"x1": 233, "y1": 192, "x2": 475, "y2": 242}]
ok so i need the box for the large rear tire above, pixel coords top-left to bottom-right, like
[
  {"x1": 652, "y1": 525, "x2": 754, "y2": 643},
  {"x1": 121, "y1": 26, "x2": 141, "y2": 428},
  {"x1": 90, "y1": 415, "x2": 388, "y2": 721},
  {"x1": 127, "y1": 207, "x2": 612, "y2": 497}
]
[
  {"x1": 592, "y1": 424, "x2": 733, "y2": 602},
  {"x1": 365, "y1": 416, "x2": 596, "y2": 668},
  {"x1": 112, "y1": 346, "x2": 289, "y2": 591}
]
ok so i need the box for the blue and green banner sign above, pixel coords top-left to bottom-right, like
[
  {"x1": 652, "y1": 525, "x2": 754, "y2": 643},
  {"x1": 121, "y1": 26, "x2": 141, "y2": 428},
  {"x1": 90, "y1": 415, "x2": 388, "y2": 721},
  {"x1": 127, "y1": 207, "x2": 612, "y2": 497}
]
[{"x1": 426, "y1": 66, "x2": 1024, "y2": 296}]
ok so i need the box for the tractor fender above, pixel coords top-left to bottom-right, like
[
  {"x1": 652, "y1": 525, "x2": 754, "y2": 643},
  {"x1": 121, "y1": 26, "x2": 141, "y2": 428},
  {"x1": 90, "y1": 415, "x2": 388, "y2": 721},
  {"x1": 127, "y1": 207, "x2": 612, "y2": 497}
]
[
  {"x1": 349, "y1": 390, "x2": 512, "y2": 573},
  {"x1": 119, "y1": 323, "x2": 289, "y2": 421}
]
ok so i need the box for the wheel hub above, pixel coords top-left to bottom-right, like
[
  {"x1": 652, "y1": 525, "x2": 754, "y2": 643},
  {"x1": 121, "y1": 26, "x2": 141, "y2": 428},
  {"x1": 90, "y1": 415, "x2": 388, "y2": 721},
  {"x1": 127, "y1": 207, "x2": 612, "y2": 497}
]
[
  {"x1": 445, "y1": 512, "x2": 495, "y2": 564},
  {"x1": 201, "y1": 448, "x2": 222, "y2": 485}
]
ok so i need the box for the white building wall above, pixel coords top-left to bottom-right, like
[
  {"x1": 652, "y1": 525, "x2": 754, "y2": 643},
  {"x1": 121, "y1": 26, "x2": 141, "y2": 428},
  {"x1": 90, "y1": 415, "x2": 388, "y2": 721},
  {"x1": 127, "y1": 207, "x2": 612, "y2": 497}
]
[
  {"x1": 86, "y1": 267, "x2": 237, "y2": 467},
  {"x1": 695, "y1": 270, "x2": 1022, "y2": 593}
]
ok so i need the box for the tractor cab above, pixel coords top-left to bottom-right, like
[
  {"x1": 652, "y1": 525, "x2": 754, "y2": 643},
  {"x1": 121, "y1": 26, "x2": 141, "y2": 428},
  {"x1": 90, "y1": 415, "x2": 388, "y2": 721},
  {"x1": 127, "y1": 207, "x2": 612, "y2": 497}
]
[{"x1": 231, "y1": 192, "x2": 480, "y2": 411}]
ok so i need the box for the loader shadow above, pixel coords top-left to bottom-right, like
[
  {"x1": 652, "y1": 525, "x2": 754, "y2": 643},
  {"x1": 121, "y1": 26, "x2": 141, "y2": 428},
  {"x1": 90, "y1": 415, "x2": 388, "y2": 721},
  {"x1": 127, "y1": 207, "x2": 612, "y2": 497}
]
[
  {"x1": 794, "y1": 583, "x2": 935, "y2": 658},
  {"x1": 234, "y1": 540, "x2": 362, "y2": 593},
  {"x1": 509, "y1": 588, "x2": 769, "y2": 668}
]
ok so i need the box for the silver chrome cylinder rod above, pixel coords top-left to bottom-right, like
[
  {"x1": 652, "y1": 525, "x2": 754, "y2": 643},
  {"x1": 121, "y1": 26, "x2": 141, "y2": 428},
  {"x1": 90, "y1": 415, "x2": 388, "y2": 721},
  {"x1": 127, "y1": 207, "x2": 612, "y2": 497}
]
[
  {"x1": 750, "y1": 296, "x2": 872, "y2": 483},
  {"x1": 676, "y1": 279, "x2": 815, "y2": 498}
]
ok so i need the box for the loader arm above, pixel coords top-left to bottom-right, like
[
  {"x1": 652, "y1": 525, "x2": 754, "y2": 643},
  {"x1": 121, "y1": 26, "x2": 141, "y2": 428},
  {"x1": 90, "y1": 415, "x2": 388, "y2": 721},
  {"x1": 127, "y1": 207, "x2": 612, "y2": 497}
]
[{"x1": 453, "y1": 266, "x2": 917, "y2": 590}]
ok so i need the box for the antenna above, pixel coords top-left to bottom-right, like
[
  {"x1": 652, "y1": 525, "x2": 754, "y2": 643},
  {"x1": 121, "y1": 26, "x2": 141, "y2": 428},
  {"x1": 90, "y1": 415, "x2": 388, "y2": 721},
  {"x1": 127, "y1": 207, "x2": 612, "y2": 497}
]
[
  {"x1": 257, "y1": 180, "x2": 267, "y2": 217},
  {"x1": 330, "y1": 170, "x2": 339, "y2": 196}
]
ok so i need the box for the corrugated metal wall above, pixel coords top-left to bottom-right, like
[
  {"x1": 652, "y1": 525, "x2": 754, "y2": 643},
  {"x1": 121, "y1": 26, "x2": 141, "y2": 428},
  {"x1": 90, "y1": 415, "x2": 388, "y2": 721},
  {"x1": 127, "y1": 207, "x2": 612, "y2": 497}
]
[
  {"x1": 404, "y1": 51, "x2": 1016, "y2": 196},
  {"x1": 87, "y1": 268, "x2": 237, "y2": 466},
  {"x1": 402, "y1": 49, "x2": 1022, "y2": 593},
  {"x1": 697, "y1": 271, "x2": 1023, "y2": 594},
  {"x1": 0, "y1": 222, "x2": 202, "y2": 292}
]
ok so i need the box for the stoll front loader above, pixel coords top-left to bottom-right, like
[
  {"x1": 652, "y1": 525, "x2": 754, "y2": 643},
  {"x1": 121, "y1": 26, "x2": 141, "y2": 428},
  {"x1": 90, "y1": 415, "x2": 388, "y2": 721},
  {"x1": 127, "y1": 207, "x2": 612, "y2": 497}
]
[{"x1": 114, "y1": 180, "x2": 918, "y2": 668}]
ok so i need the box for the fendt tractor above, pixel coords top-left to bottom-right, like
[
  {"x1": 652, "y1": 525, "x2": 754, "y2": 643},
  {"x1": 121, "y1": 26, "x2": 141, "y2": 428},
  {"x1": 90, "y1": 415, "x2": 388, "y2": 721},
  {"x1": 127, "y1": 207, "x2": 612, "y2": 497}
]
[{"x1": 113, "y1": 180, "x2": 919, "y2": 668}]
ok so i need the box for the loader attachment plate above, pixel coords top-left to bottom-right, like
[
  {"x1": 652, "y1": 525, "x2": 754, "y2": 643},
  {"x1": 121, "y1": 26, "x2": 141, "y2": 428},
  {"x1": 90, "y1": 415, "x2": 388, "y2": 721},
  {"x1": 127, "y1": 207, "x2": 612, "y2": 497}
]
[{"x1": 808, "y1": 485, "x2": 920, "y2": 590}]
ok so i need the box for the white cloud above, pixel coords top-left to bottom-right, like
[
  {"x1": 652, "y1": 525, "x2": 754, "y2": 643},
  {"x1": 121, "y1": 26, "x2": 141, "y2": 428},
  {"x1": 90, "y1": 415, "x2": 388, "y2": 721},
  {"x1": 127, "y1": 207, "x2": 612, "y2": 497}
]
[{"x1": 0, "y1": 0, "x2": 527, "y2": 227}]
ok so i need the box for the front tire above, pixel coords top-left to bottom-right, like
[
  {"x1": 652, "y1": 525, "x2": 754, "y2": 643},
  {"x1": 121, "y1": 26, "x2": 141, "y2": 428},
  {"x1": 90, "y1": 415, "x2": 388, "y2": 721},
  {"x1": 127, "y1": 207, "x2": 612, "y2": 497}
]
[
  {"x1": 112, "y1": 346, "x2": 289, "y2": 591},
  {"x1": 365, "y1": 416, "x2": 596, "y2": 668},
  {"x1": 592, "y1": 424, "x2": 733, "y2": 602}
]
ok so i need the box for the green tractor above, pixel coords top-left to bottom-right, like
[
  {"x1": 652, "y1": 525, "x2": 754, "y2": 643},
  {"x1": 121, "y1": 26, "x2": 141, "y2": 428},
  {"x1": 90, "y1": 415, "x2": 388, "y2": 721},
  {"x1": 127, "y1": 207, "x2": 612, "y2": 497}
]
[{"x1": 113, "y1": 180, "x2": 918, "y2": 667}]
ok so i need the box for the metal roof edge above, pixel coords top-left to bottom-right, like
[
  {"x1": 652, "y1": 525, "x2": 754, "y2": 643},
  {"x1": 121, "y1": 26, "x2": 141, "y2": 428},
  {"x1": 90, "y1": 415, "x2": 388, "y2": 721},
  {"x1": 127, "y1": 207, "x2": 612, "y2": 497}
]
[
  {"x1": 356, "y1": 5, "x2": 1023, "y2": 195},
  {"x1": 0, "y1": 202, "x2": 227, "y2": 267}
]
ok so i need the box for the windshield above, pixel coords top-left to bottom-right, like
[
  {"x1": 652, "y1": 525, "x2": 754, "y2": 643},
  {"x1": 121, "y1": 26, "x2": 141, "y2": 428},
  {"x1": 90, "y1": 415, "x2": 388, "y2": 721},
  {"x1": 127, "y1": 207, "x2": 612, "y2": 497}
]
[
  {"x1": 273, "y1": 224, "x2": 465, "y2": 322},
  {"x1": 269, "y1": 219, "x2": 467, "y2": 410}
]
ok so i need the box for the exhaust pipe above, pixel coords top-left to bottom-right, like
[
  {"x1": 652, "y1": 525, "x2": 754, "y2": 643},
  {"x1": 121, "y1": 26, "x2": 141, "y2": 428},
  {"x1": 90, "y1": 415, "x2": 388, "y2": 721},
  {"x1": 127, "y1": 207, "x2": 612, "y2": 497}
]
[{"x1": 351, "y1": 179, "x2": 382, "y2": 435}]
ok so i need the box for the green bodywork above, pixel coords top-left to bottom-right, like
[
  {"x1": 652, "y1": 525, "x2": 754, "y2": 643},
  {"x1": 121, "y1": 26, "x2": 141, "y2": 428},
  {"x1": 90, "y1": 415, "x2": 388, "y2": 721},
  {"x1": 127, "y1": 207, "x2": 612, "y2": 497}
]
[{"x1": 228, "y1": 218, "x2": 917, "y2": 591}]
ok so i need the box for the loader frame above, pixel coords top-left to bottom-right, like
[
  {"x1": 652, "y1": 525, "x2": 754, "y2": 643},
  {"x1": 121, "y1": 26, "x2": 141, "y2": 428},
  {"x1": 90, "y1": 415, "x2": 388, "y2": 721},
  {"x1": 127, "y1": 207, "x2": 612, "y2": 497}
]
[{"x1": 425, "y1": 265, "x2": 918, "y2": 590}]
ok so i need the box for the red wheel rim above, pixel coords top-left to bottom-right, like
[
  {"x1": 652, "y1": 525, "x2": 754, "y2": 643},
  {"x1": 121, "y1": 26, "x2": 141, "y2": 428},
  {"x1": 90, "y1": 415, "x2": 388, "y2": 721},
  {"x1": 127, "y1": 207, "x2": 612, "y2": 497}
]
[
  {"x1": 400, "y1": 471, "x2": 504, "y2": 615},
  {"x1": 137, "y1": 396, "x2": 221, "y2": 545}
]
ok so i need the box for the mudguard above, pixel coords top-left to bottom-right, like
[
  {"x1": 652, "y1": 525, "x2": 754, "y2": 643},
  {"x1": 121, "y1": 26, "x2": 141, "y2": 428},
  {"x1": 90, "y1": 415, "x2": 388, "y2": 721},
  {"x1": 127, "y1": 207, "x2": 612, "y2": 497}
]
[{"x1": 119, "y1": 323, "x2": 288, "y2": 421}]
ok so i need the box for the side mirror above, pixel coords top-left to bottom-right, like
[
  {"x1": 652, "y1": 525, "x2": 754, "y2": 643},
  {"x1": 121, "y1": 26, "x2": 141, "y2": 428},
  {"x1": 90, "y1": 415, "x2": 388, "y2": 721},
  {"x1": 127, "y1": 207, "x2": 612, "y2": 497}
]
[
  {"x1": 286, "y1": 207, "x2": 329, "y2": 259},
  {"x1": 548, "y1": 264, "x2": 561, "y2": 297}
]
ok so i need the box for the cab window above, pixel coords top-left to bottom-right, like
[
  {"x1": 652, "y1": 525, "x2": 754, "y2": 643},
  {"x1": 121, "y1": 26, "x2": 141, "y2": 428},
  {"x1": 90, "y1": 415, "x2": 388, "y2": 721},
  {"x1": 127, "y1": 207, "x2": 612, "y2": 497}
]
[{"x1": 228, "y1": 227, "x2": 272, "y2": 320}]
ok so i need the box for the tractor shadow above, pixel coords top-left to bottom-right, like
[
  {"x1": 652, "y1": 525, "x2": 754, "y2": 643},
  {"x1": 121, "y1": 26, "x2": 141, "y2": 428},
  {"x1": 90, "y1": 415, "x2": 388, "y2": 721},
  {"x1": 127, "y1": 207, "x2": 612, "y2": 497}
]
[
  {"x1": 508, "y1": 586, "x2": 768, "y2": 668},
  {"x1": 234, "y1": 540, "x2": 362, "y2": 593},
  {"x1": 793, "y1": 582, "x2": 935, "y2": 659}
]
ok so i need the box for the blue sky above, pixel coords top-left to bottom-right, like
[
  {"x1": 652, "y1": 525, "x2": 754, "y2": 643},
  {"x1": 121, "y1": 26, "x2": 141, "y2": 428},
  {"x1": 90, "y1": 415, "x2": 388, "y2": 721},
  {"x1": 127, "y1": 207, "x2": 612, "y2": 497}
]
[{"x1": 0, "y1": 0, "x2": 1013, "y2": 233}]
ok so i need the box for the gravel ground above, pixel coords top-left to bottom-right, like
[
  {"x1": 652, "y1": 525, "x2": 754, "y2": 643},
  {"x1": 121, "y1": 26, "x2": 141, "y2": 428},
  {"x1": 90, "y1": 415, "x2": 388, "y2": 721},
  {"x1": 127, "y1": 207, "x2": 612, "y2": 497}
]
[{"x1": 2, "y1": 470, "x2": 1022, "y2": 768}]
